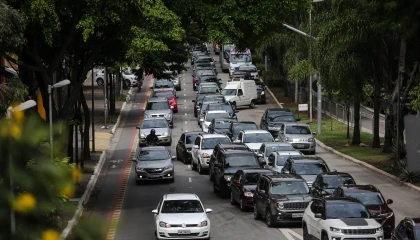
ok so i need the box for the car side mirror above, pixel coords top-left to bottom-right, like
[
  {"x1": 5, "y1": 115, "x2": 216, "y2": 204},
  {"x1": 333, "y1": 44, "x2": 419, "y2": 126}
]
[
  {"x1": 136, "y1": 126, "x2": 140, "y2": 129},
  {"x1": 200, "y1": 119, "x2": 204, "y2": 122},
  {"x1": 296, "y1": 118, "x2": 301, "y2": 121},
  {"x1": 152, "y1": 209, "x2": 158, "y2": 214},
  {"x1": 194, "y1": 145, "x2": 199, "y2": 149},
  {"x1": 314, "y1": 213, "x2": 322, "y2": 218},
  {"x1": 386, "y1": 199, "x2": 393, "y2": 204},
  {"x1": 256, "y1": 153, "x2": 263, "y2": 157},
  {"x1": 331, "y1": 169, "x2": 337, "y2": 172},
  {"x1": 312, "y1": 132, "x2": 317, "y2": 135},
  {"x1": 205, "y1": 208, "x2": 213, "y2": 214}
]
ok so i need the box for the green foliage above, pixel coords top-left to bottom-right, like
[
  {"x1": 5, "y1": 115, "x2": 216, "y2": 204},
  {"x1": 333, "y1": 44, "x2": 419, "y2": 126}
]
[
  {"x1": 0, "y1": 77, "x2": 29, "y2": 115},
  {"x1": 262, "y1": 70, "x2": 281, "y2": 87},
  {"x1": 362, "y1": 83, "x2": 374, "y2": 106},
  {"x1": 288, "y1": 59, "x2": 316, "y2": 83},
  {"x1": 408, "y1": 85, "x2": 420, "y2": 112},
  {"x1": 0, "y1": 1, "x2": 26, "y2": 53}
]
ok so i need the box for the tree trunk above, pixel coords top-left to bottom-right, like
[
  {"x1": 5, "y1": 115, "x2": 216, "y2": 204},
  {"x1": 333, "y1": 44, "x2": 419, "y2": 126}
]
[
  {"x1": 372, "y1": 76, "x2": 381, "y2": 148},
  {"x1": 352, "y1": 92, "x2": 361, "y2": 145},
  {"x1": 80, "y1": 88, "x2": 91, "y2": 161},
  {"x1": 110, "y1": 72, "x2": 115, "y2": 114},
  {"x1": 75, "y1": 100, "x2": 79, "y2": 166},
  {"x1": 67, "y1": 124, "x2": 74, "y2": 163},
  {"x1": 346, "y1": 105, "x2": 350, "y2": 139}
]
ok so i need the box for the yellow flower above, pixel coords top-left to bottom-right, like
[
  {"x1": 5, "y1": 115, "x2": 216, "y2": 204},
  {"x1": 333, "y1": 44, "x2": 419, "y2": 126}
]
[
  {"x1": 60, "y1": 183, "x2": 75, "y2": 198},
  {"x1": 10, "y1": 123, "x2": 22, "y2": 139},
  {"x1": 41, "y1": 229, "x2": 59, "y2": 240},
  {"x1": 12, "y1": 110, "x2": 24, "y2": 123},
  {"x1": 72, "y1": 166, "x2": 82, "y2": 183},
  {"x1": 14, "y1": 193, "x2": 36, "y2": 213}
]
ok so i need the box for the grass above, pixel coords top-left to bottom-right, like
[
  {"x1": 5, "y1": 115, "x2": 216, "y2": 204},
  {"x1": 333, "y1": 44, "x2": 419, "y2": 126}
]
[{"x1": 270, "y1": 87, "x2": 391, "y2": 171}]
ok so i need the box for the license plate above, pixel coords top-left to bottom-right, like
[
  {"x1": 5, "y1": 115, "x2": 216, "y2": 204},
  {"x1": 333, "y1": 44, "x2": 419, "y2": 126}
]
[
  {"x1": 296, "y1": 144, "x2": 305, "y2": 148},
  {"x1": 148, "y1": 175, "x2": 161, "y2": 179},
  {"x1": 178, "y1": 230, "x2": 191, "y2": 235},
  {"x1": 354, "y1": 239, "x2": 367, "y2": 240},
  {"x1": 292, "y1": 213, "x2": 303, "y2": 218}
]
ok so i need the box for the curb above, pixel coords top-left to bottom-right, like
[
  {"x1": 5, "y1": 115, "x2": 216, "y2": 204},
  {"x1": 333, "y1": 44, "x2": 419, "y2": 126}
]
[
  {"x1": 111, "y1": 87, "x2": 134, "y2": 134},
  {"x1": 260, "y1": 79, "x2": 283, "y2": 108},
  {"x1": 60, "y1": 151, "x2": 106, "y2": 240}
]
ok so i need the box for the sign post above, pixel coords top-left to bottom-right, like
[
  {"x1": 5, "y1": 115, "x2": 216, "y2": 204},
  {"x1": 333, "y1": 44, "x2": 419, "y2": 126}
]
[{"x1": 297, "y1": 103, "x2": 309, "y2": 119}]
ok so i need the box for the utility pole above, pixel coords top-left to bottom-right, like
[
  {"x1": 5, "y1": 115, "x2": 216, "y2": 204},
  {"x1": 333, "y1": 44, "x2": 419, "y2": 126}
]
[
  {"x1": 309, "y1": 10, "x2": 313, "y2": 122},
  {"x1": 102, "y1": 67, "x2": 108, "y2": 129},
  {"x1": 91, "y1": 67, "x2": 95, "y2": 152}
]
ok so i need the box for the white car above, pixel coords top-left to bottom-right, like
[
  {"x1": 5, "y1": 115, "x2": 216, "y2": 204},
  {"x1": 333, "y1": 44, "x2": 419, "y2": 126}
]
[
  {"x1": 234, "y1": 130, "x2": 275, "y2": 153},
  {"x1": 200, "y1": 110, "x2": 231, "y2": 133},
  {"x1": 265, "y1": 150, "x2": 304, "y2": 173},
  {"x1": 95, "y1": 68, "x2": 137, "y2": 88},
  {"x1": 153, "y1": 193, "x2": 212, "y2": 239},
  {"x1": 302, "y1": 197, "x2": 384, "y2": 240},
  {"x1": 192, "y1": 133, "x2": 231, "y2": 174}
]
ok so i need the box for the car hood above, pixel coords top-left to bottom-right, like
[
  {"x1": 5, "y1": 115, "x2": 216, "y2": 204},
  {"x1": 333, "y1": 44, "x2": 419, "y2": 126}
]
[
  {"x1": 270, "y1": 194, "x2": 312, "y2": 201},
  {"x1": 136, "y1": 160, "x2": 171, "y2": 168},
  {"x1": 300, "y1": 175, "x2": 317, "y2": 185},
  {"x1": 213, "y1": 129, "x2": 230, "y2": 134},
  {"x1": 199, "y1": 149, "x2": 214, "y2": 155},
  {"x1": 286, "y1": 134, "x2": 314, "y2": 141},
  {"x1": 326, "y1": 218, "x2": 381, "y2": 228},
  {"x1": 158, "y1": 213, "x2": 208, "y2": 225},
  {"x1": 230, "y1": 63, "x2": 245, "y2": 69},
  {"x1": 140, "y1": 128, "x2": 169, "y2": 136},
  {"x1": 224, "y1": 166, "x2": 259, "y2": 175},
  {"x1": 243, "y1": 184, "x2": 257, "y2": 192},
  {"x1": 144, "y1": 109, "x2": 171, "y2": 115},
  {"x1": 244, "y1": 143, "x2": 263, "y2": 150},
  {"x1": 224, "y1": 95, "x2": 236, "y2": 102}
]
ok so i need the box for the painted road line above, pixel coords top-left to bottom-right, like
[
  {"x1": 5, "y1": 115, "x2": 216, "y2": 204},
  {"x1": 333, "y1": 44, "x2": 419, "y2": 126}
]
[
  {"x1": 189, "y1": 177, "x2": 192, "y2": 183},
  {"x1": 279, "y1": 229, "x2": 303, "y2": 240},
  {"x1": 184, "y1": 99, "x2": 186, "y2": 102},
  {"x1": 185, "y1": 113, "x2": 187, "y2": 116},
  {"x1": 185, "y1": 121, "x2": 187, "y2": 124},
  {"x1": 184, "y1": 93, "x2": 186, "y2": 96},
  {"x1": 185, "y1": 130, "x2": 189, "y2": 132},
  {"x1": 185, "y1": 106, "x2": 187, "y2": 109}
]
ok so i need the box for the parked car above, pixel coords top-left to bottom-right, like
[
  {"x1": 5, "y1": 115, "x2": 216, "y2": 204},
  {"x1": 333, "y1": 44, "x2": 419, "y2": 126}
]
[
  {"x1": 132, "y1": 146, "x2": 175, "y2": 183},
  {"x1": 137, "y1": 117, "x2": 172, "y2": 146},
  {"x1": 193, "y1": 94, "x2": 208, "y2": 117},
  {"x1": 143, "y1": 97, "x2": 174, "y2": 127},
  {"x1": 153, "y1": 79, "x2": 177, "y2": 95},
  {"x1": 256, "y1": 142, "x2": 296, "y2": 163},
  {"x1": 260, "y1": 108, "x2": 298, "y2": 139},
  {"x1": 227, "y1": 121, "x2": 259, "y2": 141},
  {"x1": 392, "y1": 217, "x2": 420, "y2": 240},
  {"x1": 197, "y1": 83, "x2": 220, "y2": 95},
  {"x1": 331, "y1": 184, "x2": 395, "y2": 237},
  {"x1": 311, "y1": 172, "x2": 356, "y2": 197},
  {"x1": 153, "y1": 90, "x2": 179, "y2": 113},
  {"x1": 95, "y1": 68, "x2": 137, "y2": 89},
  {"x1": 175, "y1": 131, "x2": 203, "y2": 164},
  {"x1": 253, "y1": 173, "x2": 312, "y2": 227},
  {"x1": 208, "y1": 118, "x2": 238, "y2": 134},
  {"x1": 234, "y1": 130, "x2": 275, "y2": 152},
  {"x1": 254, "y1": 80, "x2": 266, "y2": 104},
  {"x1": 152, "y1": 193, "x2": 212, "y2": 239},
  {"x1": 278, "y1": 123, "x2": 316, "y2": 154},
  {"x1": 265, "y1": 150, "x2": 304, "y2": 173}
]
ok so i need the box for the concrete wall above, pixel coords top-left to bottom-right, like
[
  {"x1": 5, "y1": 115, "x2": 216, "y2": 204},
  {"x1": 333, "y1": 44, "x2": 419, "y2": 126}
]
[{"x1": 404, "y1": 113, "x2": 420, "y2": 172}]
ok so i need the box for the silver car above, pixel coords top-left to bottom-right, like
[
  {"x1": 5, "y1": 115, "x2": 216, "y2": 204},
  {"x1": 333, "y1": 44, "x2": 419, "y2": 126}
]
[
  {"x1": 256, "y1": 142, "x2": 296, "y2": 163},
  {"x1": 132, "y1": 146, "x2": 175, "y2": 183},
  {"x1": 265, "y1": 150, "x2": 304, "y2": 173},
  {"x1": 137, "y1": 117, "x2": 172, "y2": 146},
  {"x1": 162, "y1": 70, "x2": 182, "y2": 91},
  {"x1": 143, "y1": 97, "x2": 174, "y2": 127},
  {"x1": 278, "y1": 123, "x2": 316, "y2": 154}
]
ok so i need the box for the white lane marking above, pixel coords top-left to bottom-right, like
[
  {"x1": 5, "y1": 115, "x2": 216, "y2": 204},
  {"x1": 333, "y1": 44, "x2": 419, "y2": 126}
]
[
  {"x1": 185, "y1": 106, "x2": 187, "y2": 109},
  {"x1": 184, "y1": 100, "x2": 186, "y2": 102},
  {"x1": 184, "y1": 94, "x2": 186, "y2": 96},
  {"x1": 279, "y1": 229, "x2": 303, "y2": 240},
  {"x1": 184, "y1": 121, "x2": 187, "y2": 124},
  {"x1": 189, "y1": 177, "x2": 192, "y2": 182},
  {"x1": 185, "y1": 113, "x2": 187, "y2": 116},
  {"x1": 185, "y1": 130, "x2": 188, "y2": 132}
]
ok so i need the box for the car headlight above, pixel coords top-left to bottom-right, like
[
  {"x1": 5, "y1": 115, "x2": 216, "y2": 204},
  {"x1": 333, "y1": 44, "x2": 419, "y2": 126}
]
[
  {"x1": 163, "y1": 165, "x2": 173, "y2": 171},
  {"x1": 136, "y1": 167, "x2": 145, "y2": 172},
  {"x1": 159, "y1": 221, "x2": 171, "y2": 228},
  {"x1": 308, "y1": 138, "x2": 314, "y2": 142},
  {"x1": 276, "y1": 202, "x2": 284, "y2": 210},
  {"x1": 378, "y1": 212, "x2": 393, "y2": 218},
  {"x1": 261, "y1": 91, "x2": 265, "y2": 95},
  {"x1": 165, "y1": 113, "x2": 170, "y2": 118},
  {"x1": 244, "y1": 191, "x2": 253, "y2": 197},
  {"x1": 162, "y1": 131, "x2": 169, "y2": 137},
  {"x1": 330, "y1": 227, "x2": 342, "y2": 233},
  {"x1": 223, "y1": 175, "x2": 232, "y2": 182},
  {"x1": 375, "y1": 227, "x2": 383, "y2": 233},
  {"x1": 285, "y1": 137, "x2": 293, "y2": 142},
  {"x1": 268, "y1": 126, "x2": 278, "y2": 130},
  {"x1": 202, "y1": 153, "x2": 210, "y2": 158},
  {"x1": 140, "y1": 133, "x2": 146, "y2": 138},
  {"x1": 197, "y1": 220, "x2": 208, "y2": 227}
]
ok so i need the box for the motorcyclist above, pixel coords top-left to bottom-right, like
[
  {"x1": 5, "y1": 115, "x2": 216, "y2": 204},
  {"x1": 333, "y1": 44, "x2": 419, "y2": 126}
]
[{"x1": 145, "y1": 129, "x2": 159, "y2": 145}]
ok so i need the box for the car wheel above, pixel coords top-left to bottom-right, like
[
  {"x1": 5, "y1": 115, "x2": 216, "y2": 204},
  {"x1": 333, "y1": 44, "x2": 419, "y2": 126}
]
[
  {"x1": 249, "y1": 100, "x2": 255, "y2": 109},
  {"x1": 231, "y1": 102, "x2": 237, "y2": 111},
  {"x1": 220, "y1": 183, "x2": 229, "y2": 199},
  {"x1": 253, "y1": 205, "x2": 261, "y2": 220},
  {"x1": 230, "y1": 192, "x2": 236, "y2": 205},
  {"x1": 167, "y1": 140, "x2": 172, "y2": 146},
  {"x1": 174, "y1": 109, "x2": 178, "y2": 113},
  {"x1": 191, "y1": 161, "x2": 197, "y2": 170},
  {"x1": 213, "y1": 183, "x2": 218, "y2": 193},
  {"x1": 198, "y1": 163, "x2": 204, "y2": 175},
  {"x1": 303, "y1": 224, "x2": 309, "y2": 240},
  {"x1": 96, "y1": 78, "x2": 104, "y2": 86},
  {"x1": 239, "y1": 197, "x2": 247, "y2": 212},
  {"x1": 209, "y1": 170, "x2": 214, "y2": 181},
  {"x1": 266, "y1": 209, "x2": 275, "y2": 228},
  {"x1": 322, "y1": 232, "x2": 329, "y2": 240},
  {"x1": 124, "y1": 79, "x2": 131, "y2": 89}
]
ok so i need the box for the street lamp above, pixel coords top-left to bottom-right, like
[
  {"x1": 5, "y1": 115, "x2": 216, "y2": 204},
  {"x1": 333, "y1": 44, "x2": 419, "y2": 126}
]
[
  {"x1": 6, "y1": 100, "x2": 37, "y2": 236},
  {"x1": 48, "y1": 79, "x2": 71, "y2": 160}
]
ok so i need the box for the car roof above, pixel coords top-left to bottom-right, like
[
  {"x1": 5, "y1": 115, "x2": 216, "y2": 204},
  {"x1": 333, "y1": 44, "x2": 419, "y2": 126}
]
[
  {"x1": 267, "y1": 108, "x2": 291, "y2": 112},
  {"x1": 320, "y1": 172, "x2": 353, "y2": 178},
  {"x1": 140, "y1": 146, "x2": 168, "y2": 151},
  {"x1": 185, "y1": 131, "x2": 203, "y2": 136},
  {"x1": 143, "y1": 117, "x2": 167, "y2": 121},
  {"x1": 263, "y1": 142, "x2": 293, "y2": 147},
  {"x1": 163, "y1": 193, "x2": 200, "y2": 201},
  {"x1": 275, "y1": 151, "x2": 303, "y2": 155},
  {"x1": 233, "y1": 121, "x2": 258, "y2": 125},
  {"x1": 200, "y1": 133, "x2": 230, "y2": 139},
  {"x1": 288, "y1": 156, "x2": 326, "y2": 163},
  {"x1": 284, "y1": 123, "x2": 310, "y2": 127},
  {"x1": 242, "y1": 130, "x2": 270, "y2": 134},
  {"x1": 242, "y1": 168, "x2": 273, "y2": 174},
  {"x1": 213, "y1": 118, "x2": 237, "y2": 123},
  {"x1": 148, "y1": 97, "x2": 168, "y2": 102},
  {"x1": 217, "y1": 143, "x2": 248, "y2": 149},
  {"x1": 338, "y1": 184, "x2": 380, "y2": 193},
  {"x1": 224, "y1": 150, "x2": 255, "y2": 155},
  {"x1": 263, "y1": 173, "x2": 304, "y2": 181},
  {"x1": 239, "y1": 64, "x2": 257, "y2": 68},
  {"x1": 206, "y1": 110, "x2": 229, "y2": 114},
  {"x1": 323, "y1": 197, "x2": 363, "y2": 204}
]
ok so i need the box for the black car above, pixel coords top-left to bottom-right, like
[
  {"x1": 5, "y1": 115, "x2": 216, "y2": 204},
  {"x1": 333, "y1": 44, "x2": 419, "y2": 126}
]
[
  {"x1": 208, "y1": 118, "x2": 238, "y2": 134},
  {"x1": 230, "y1": 169, "x2": 273, "y2": 211},
  {"x1": 197, "y1": 75, "x2": 222, "y2": 88},
  {"x1": 205, "y1": 102, "x2": 238, "y2": 119},
  {"x1": 227, "y1": 121, "x2": 259, "y2": 141},
  {"x1": 213, "y1": 150, "x2": 261, "y2": 199},
  {"x1": 253, "y1": 174, "x2": 312, "y2": 227},
  {"x1": 175, "y1": 131, "x2": 203, "y2": 164},
  {"x1": 311, "y1": 172, "x2": 356, "y2": 197},
  {"x1": 392, "y1": 217, "x2": 420, "y2": 240},
  {"x1": 192, "y1": 94, "x2": 207, "y2": 117},
  {"x1": 260, "y1": 108, "x2": 299, "y2": 138},
  {"x1": 255, "y1": 80, "x2": 266, "y2": 104},
  {"x1": 209, "y1": 143, "x2": 251, "y2": 181}
]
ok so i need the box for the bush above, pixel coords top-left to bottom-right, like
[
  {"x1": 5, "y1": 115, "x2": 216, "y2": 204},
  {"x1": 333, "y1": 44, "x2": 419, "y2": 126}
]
[
  {"x1": 262, "y1": 70, "x2": 281, "y2": 87},
  {"x1": 256, "y1": 63, "x2": 265, "y2": 75}
]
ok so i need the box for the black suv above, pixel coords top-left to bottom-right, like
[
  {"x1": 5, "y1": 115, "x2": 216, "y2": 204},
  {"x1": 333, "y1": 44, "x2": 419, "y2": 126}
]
[
  {"x1": 209, "y1": 143, "x2": 250, "y2": 181},
  {"x1": 253, "y1": 174, "x2": 312, "y2": 227},
  {"x1": 227, "y1": 121, "x2": 259, "y2": 141},
  {"x1": 392, "y1": 217, "x2": 420, "y2": 240},
  {"x1": 213, "y1": 150, "x2": 261, "y2": 199},
  {"x1": 260, "y1": 108, "x2": 299, "y2": 138}
]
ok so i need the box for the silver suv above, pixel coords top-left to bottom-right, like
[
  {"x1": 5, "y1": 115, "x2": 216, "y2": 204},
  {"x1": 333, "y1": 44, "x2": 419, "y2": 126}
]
[
  {"x1": 278, "y1": 123, "x2": 316, "y2": 154},
  {"x1": 143, "y1": 97, "x2": 174, "y2": 127},
  {"x1": 137, "y1": 117, "x2": 172, "y2": 146}
]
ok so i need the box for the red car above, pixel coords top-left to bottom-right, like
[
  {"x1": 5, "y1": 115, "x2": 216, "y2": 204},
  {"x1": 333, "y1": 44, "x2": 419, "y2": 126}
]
[{"x1": 153, "y1": 90, "x2": 178, "y2": 113}]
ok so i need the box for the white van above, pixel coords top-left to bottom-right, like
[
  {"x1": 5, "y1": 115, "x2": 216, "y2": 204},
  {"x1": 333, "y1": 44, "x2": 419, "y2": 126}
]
[{"x1": 221, "y1": 79, "x2": 258, "y2": 110}]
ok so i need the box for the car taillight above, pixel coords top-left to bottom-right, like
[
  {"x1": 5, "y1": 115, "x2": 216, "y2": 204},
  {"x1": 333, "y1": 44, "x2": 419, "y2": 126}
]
[{"x1": 391, "y1": 229, "x2": 395, "y2": 236}]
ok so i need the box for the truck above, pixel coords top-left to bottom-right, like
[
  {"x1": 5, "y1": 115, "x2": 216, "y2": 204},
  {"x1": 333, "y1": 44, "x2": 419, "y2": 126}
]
[
  {"x1": 219, "y1": 44, "x2": 235, "y2": 73},
  {"x1": 221, "y1": 79, "x2": 258, "y2": 111}
]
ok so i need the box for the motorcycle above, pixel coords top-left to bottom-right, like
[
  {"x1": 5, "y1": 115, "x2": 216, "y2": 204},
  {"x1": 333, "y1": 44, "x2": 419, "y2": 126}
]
[{"x1": 145, "y1": 134, "x2": 160, "y2": 146}]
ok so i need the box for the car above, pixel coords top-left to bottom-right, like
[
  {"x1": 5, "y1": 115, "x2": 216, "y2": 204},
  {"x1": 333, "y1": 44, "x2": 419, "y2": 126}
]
[
  {"x1": 197, "y1": 94, "x2": 227, "y2": 119},
  {"x1": 197, "y1": 75, "x2": 221, "y2": 89},
  {"x1": 209, "y1": 143, "x2": 251, "y2": 182},
  {"x1": 132, "y1": 146, "x2": 175, "y2": 183},
  {"x1": 278, "y1": 123, "x2": 316, "y2": 154},
  {"x1": 192, "y1": 133, "x2": 231, "y2": 174},
  {"x1": 234, "y1": 130, "x2": 275, "y2": 153},
  {"x1": 253, "y1": 174, "x2": 312, "y2": 227},
  {"x1": 311, "y1": 172, "x2": 356, "y2": 198},
  {"x1": 213, "y1": 150, "x2": 262, "y2": 199},
  {"x1": 152, "y1": 193, "x2": 212, "y2": 239},
  {"x1": 153, "y1": 90, "x2": 179, "y2": 113},
  {"x1": 195, "y1": 55, "x2": 216, "y2": 72},
  {"x1": 194, "y1": 62, "x2": 213, "y2": 70},
  {"x1": 256, "y1": 142, "x2": 296, "y2": 163},
  {"x1": 331, "y1": 184, "x2": 395, "y2": 237},
  {"x1": 143, "y1": 97, "x2": 174, "y2": 127},
  {"x1": 201, "y1": 110, "x2": 232, "y2": 133},
  {"x1": 265, "y1": 150, "x2": 304, "y2": 173},
  {"x1": 302, "y1": 197, "x2": 384, "y2": 240},
  {"x1": 204, "y1": 102, "x2": 238, "y2": 119},
  {"x1": 193, "y1": 70, "x2": 216, "y2": 89},
  {"x1": 197, "y1": 83, "x2": 220, "y2": 95},
  {"x1": 254, "y1": 80, "x2": 266, "y2": 104},
  {"x1": 392, "y1": 217, "x2": 420, "y2": 240},
  {"x1": 175, "y1": 131, "x2": 203, "y2": 164},
  {"x1": 208, "y1": 118, "x2": 238, "y2": 134},
  {"x1": 192, "y1": 94, "x2": 207, "y2": 117},
  {"x1": 95, "y1": 68, "x2": 138, "y2": 89},
  {"x1": 238, "y1": 64, "x2": 259, "y2": 80},
  {"x1": 230, "y1": 169, "x2": 273, "y2": 211},
  {"x1": 137, "y1": 117, "x2": 172, "y2": 146},
  {"x1": 153, "y1": 80, "x2": 177, "y2": 96},
  {"x1": 162, "y1": 70, "x2": 182, "y2": 91},
  {"x1": 281, "y1": 156, "x2": 336, "y2": 188},
  {"x1": 227, "y1": 121, "x2": 259, "y2": 141},
  {"x1": 260, "y1": 108, "x2": 299, "y2": 139}
]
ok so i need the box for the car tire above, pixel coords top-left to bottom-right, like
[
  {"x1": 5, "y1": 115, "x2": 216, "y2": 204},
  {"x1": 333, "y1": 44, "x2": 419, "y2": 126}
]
[
  {"x1": 192, "y1": 161, "x2": 197, "y2": 170},
  {"x1": 322, "y1": 232, "x2": 329, "y2": 240},
  {"x1": 96, "y1": 78, "x2": 104, "y2": 86},
  {"x1": 209, "y1": 170, "x2": 214, "y2": 181},
  {"x1": 239, "y1": 198, "x2": 247, "y2": 212},
  {"x1": 198, "y1": 163, "x2": 204, "y2": 175},
  {"x1": 167, "y1": 140, "x2": 172, "y2": 146},
  {"x1": 231, "y1": 102, "x2": 237, "y2": 111},
  {"x1": 174, "y1": 109, "x2": 178, "y2": 113},
  {"x1": 249, "y1": 100, "x2": 255, "y2": 109},
  {"x1": 194, "y1": 111, "x2": 197, "y2": 117},
  {"x1": 213, "y1": 183, "x2": 218, "y2": 193},
  {"x1": 219, "y1": 183, "x2": 229, "y2": 199},
  {"x1": 266, "y1": 209, "x2": 275, "y2": 228},
  {"x1": 124, "y1": 79, "x2": 131, "y2": 89},
  {"x1": 230, "y1": 192, "x2": 236, "y2": 205},
  {"x1": 253, "y1": 205, "x2": 261, "y2": 220},
  {"x1": 303, "y1": 224, "x2": 309, "y2": 240}
]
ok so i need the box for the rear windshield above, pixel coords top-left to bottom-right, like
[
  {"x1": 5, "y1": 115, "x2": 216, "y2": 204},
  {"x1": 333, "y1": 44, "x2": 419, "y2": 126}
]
[
  {"x1": 204, "y1": 96, "x2": 225, "y2": 102},
  {"x1": 185, "y1": 134, "x2": 200, "y2": 144},
  {"x1": 142, "y1": 119, "x2": 168, "y2": 129},
  {"x1": 202, "y1": 138, "x2": 230, "y2": 149},
  {"x1": 269, "y1": 115, "x2": 296, "y2": 122},
  {"x1": 293, "y1": 163, "x2": 329, "y2": 175},
  {"x1": 138, "y1": 150, "x2": 170, "y2": 161},
  {"x1": 243, "y1": 133, "x2": 273, "y2": 143},
  {"x1": 154, "y1": 91, "x2": 174, "y2": 98},
  {"x1": 199, "y1": 87, "x2": 219, "y2": 94},
  {"x1": 208, "y1": 104, "x2": 233, "y2": 113},
  {"x1": 233, "y1": 124, "x2": 258, "y2": 134},
  {"x1": 323, "y1": 176, "x2": 356, "y2": 189},
  {"x1": 276, "y1": 154, "x2": 302, "y2": 166},
  {"x1": 154, "y1": 81, "x2": 173, "y2": 88},
  {"x1": 285, "y1": 126, "x2": 311, "y2": 134},
  {"x1": 243, "y1": 172, "x2": 265, "y2": 185},
  {"x1": 146, "y1": 102, "x2": 169, "y2": 110},
  {"x1": 225, "y1": 154, "x2": 258, "y2": 167},
  {"x1": 206, "y1": 112, "x2": 230, "y2": 122}
]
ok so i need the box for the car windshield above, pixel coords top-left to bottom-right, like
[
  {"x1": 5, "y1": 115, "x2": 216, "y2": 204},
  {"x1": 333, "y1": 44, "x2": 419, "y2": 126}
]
[
  {"x1": 196, "y1": 63, "x2": 212, "y2": 68},
  {"x1": 204, "y1": 96, "x2": 225, "y2": 102},
  {"x1": 200, "y1": 77, "x2": 218, "y2": 83},
  {"x1": 199, "y1": 87, "x2": 219, "y2": 94},
  {"x1": 160, "y1": 200, "x2": 204, "y2": 213},
  {"x1": 197, "y1": 58, "x2": 212, "y2": 63},
  {"x1": 293, "y1": 163, "x2": 329, "y2": 175},
  {"x1": 197, "y1": 70, "x2": 214, "y2": 76},
  {"x1": 285, "y1": 126, "x2": 312, "y2": 134},
  {"x1": 276, "y1": 154, "x2": 302, "y2": 166},
  {"x1": 185, "y1": 134, "x2": 199, "y2": 145},
  {"x1": 215, "y1": 122, "x2": 232, "y2": 129},
  {"x1": 146, "y1": 102, "x2": 169, "y2": 110},
  {"x1": 240, "y1": 66, "x2": 257, "y2": 72},
  {"x1": 233, "y1": 124, "x2": 258, "y2": 134},
  {"x1": 142, "y1": 119, "x2": 168, "y2": 129},
  {"x1": 230, "y1": 54, "x2": 252, "y2": 63},
  {"x1": 243, "y1": 133, "x2": 273, "y2": 143},
  {"x1": 225, "y1": 154, "x2": 258, "y2": 167},
  {"x1": 343, "y1": 192, "x2": 385, "y2": 205},
  {"x1": 415, "y1": 228, "x2": 420, "y2": 240},
  {"x1": 265, "y1": 146, "x2": 296, "y2": 156},
  {"x1": 209, "y1": 105, "x2": 233, "y2": 113},
  {"x1": 269, "y1": 115, "x2": 296, "y2": 122},
  {"x1": 138, "y1": 150, "x2": 170, "y2": 161},
  {"x1": 222, "y1": 89, "x2": 237, "y2": 96},
  {"x1": 205, "y1": 112, "x2": 230, "y2": 122},
  {"x1": 243, "y1": 173, "x2": 264, "y2": 185},
  {"x1": 326, "y1": 202, "x2": 370, "y2": 219},
  {"x1": 202, "y1": 138, "x2": 230, "y2": 149},
  {"x1": 155, "y1": 81, "x2": 173, "y2": 88},
  {"x1": 154, "y1": 91, "x2": 174, "y2": 98},
  {"x1": 270, "y1": 181, "x2": 309, "y2": 195},
  {"x1": 322, "y1": 176, "x2": 356, "y2": 189}
]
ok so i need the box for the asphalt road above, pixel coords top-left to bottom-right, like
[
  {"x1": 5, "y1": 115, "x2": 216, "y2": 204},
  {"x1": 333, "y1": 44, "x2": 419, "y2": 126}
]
[{"x1": 90, "y1": 50, "x2": 420, "y2": 240}]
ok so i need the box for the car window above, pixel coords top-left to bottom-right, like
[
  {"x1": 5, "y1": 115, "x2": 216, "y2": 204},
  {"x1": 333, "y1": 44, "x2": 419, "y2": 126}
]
[
  {"x1": 343, "y1": 192, "x2": 385, "y2": 205},
  {"x1": 205, "y1": 112, "x2": 230, "y2": 122},
  {"x1": 270, "y1": 181, "x2": 309, "y2": 195},
  {"x1": 154, "y1": 81, "x2": 173, "y2": 88},
  {"x1": 269, "y1": 115, "x2": 296, "y2": 122},
  {"x1": 257, "y1": 178, "x2": 265, "y2": 191},
  {"x1": 160, "y1": 200, "x2": 204, "y2": 213},
  {"x1": 222, "y1": 89, "x2": 237, "y2": 96},
  {"x1": 325, "y1": 202, "x2": 370, "y2": 219},
  {"x1": 285, "y1": 126, "x2": 311, "y2": 134},
  {"x1": 138, "y1": 150, "x2": 170, "y2": 161},
  {"x1": 214, "y1": 122, "x2": 232, "y2": 129},
  {"x1": 194, "y1": 137, "x2": 201, "y2": 147},
  {"x1": 204, "y1": 95, "x2": 225, "y2": 102},
  {"x1": 259, "y1": 144, "x2": 265, "y2": 154},
  {"x1": 293, "y1": 163, "x2": 329, "y2": 175},
  {"x1": 225, "y1": 154, "x2": 259, "y2": 167},
  {"x1": 265, "y1": 146, "x2": 295, "y2": 156},
  {"x1": 179, "y1": 134, "x2": 185, "y2": 143},
  {"x1": 310, "y1": 200, "x2": 320, "y2": 214},
  {"x1": 154, "y1": 91, "x2": 174, "y2": 98},
  {"x1": 186, "y1": 134, "x2": 199, "y2": 144},
  {"x1": 243, "y1": 133, "x2": 273, "y2": 143},
  {"x1": 202, "y1": 138, "x2": 230, "y2": 149},
  {"x1": 243, "y1": 173, "x2": 263, "y2": 185},
  {"x1": 199, "y1": 87, "x2": 219, "y2": 94},
  {"x1": 322, "y1": 176, "x2": 356, "y2": 189},
  {"x1": 233, "y1": 124, "x2": 258, "y2": 134},
  {"x1": 142, "y1": 119, "x2": 168, "y2": 129},
  {"x1": 276, "y1": 154, "x2": 302, "y2": 166},
  {"x1": 209, "y1": 104, "x2": 233, "y2": 113},
  {"x1": 146, "y1": 102, "x2": 169, "y2": 110}
]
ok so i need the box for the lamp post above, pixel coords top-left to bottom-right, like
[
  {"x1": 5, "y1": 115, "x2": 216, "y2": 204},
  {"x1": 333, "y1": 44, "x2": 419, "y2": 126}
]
[
  {"x1": 6, "y1": 100, "x2": 37, "y2": 237},
  {"x1": 48, "y1": 79, "x2": 71, "y2": 160}
]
